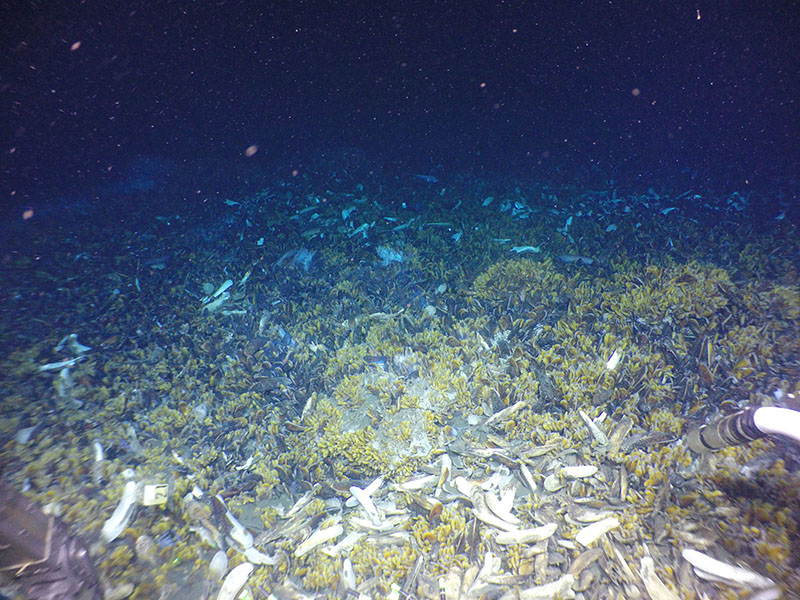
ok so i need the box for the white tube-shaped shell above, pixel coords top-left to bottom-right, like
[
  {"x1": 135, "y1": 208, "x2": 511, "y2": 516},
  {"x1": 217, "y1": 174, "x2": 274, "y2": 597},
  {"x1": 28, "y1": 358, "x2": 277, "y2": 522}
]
[{"x1": 101, "y1": 481, "x2": 137, "y2": 543}]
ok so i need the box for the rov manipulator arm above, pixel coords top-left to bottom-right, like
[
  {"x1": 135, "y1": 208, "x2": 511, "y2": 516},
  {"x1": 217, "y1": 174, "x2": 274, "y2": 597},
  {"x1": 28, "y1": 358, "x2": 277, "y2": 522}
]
[{"x1": 686, "y1": 406, "x2": 800, "y2": 453}]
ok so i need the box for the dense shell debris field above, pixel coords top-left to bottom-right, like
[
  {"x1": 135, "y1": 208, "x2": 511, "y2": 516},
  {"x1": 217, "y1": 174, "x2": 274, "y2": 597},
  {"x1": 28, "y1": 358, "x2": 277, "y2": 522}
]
[{"x1": 1, "y1": 171, "x2": 798, "y2": 600}]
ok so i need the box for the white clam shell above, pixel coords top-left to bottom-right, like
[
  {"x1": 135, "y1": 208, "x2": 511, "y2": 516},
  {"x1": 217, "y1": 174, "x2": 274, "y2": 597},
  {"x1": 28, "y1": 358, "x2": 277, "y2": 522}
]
[
  {"x1": 575, "y1": 516, "x2": 620, "y2": 546},
  {"x1": 495, "y1": 523, "x2": 558, "y2": 545},
  {"x1": 216, "y1": 562, "x2": 253, "y2": 600},
  {"x1": 682, "y1": 549, "x2": 775, "y2": 589},
  {"x1": 562, "y1": 465, "x2": 598, "y2": 479},
  {"x1": 209, "y1": 550, "x2": 228, "y2": 580},
  {"x1": 295, "y1": 524, "x2": 344, "y2": 557}
]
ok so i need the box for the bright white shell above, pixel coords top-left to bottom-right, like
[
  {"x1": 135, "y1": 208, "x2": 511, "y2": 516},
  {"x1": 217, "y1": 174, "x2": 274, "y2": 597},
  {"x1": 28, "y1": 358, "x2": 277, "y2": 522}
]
[
  {"x1": 216, "y1": 562, "x2": 253, "y2": 600},
  {"x1": 575, "y1": 517, "x2": 620, "y2": 546},
  {"x1": 100, "y1": 481, "x2": 137, "y2": 543},
  {"x1": 209, "y1": 550, "x2": 228, "y2": 580}
]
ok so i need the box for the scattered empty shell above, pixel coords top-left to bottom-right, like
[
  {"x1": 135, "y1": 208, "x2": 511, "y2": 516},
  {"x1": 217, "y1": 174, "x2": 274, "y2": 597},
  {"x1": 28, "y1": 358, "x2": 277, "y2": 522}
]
[
  {"x1": 607, "y1": 416, "x2": 633, "y2": 454},
  {"x1": 453, "y1": 475, "x2": 475, "y2": 497},
  {"x1": 470, "y1": 488, "x2": 519, "y2": 532},
  {"x1": 610, "y1": 542, "x2": 637, "y2": 583},
  {"x1": 483, "y1": 400, "x2": 527, "y2": 429},
  {"x1": 209, "y1": 550, "x2": 228, "y2": 580},
  {"x1": 618, "y1": 464, "x2": 629, "y2": 502},
  {"x1": 134, "y1": 535, "x2": 158, "y2": 566},
  {"x1": 341, "y1": 557, "x2": 356, "y2": 590},
  {"x1": 495, "y1": 523, "x2": 557, "y2": 545},
  {"x1": 575, "y1": 517, "x2": 620, "y2": 547},
  {"x1": 295, "y1": 523, "x2": 344, "y2": 557},
  {"x1": 543, "y1": 473, "x2": 564, "y2": 492},
  {"x1": 284, "y1": 484, "x2": 319, "y2": 518},
  {"x1": 606, "y1": 349, "x2": 622, "y2": 370},
  {"x1": 579, "y1": 410, "x2": 609, "y2": 446},
  {"x1": 568, "y1": 505, "x2": 614, "y2": 523},
  {"x1": 349, "y1": 514, "x2": 406, "y2": 532},
  {"x1": 435, "y1": 454, "x2": 452, "y2": 497},
  {"x1": 567, "y1": 548, "x2": 603, "y2": 576},
  {"x1": 499, "y1": 573, "x2": 576, "y2": 600},
  {"x1": 216, "y1": 562, "x2": 253, "y2": 600},
  {"x1": 681, "y1": 549, "x2": 775, "y2": 589},
  {"x1": 485, "y1": 486, "x2": 521, "y2": 525},
  {"x1": 393, "y1": 474, "x2": 437, "y2": 491},
  {"x1": 15, "y1": 425, "x2": 38, "y2": 445},
  {"x1": 323, "y1": 531, "x2": 365, "y2": 556},
  {"x1": 639, "y1": 556, "x2": 680, "y2": 600},
  {"x1": 519, "y1": 463, "x2": 537, "y2": 494},
  {"x1": 346, "y1": 476, "x2": 383, "y2": 507},
  {"x1": 348, "y1": 477, "x2": 384, "y2": 525},
  {"x1": 349, "y1": 487, "x2": 383, "y2": 525},
  {"x1": 243, "y1": 545, "x2": 277, "y2": 566},
  {"x1": 101, "y1": 480, "x2": 137, "y2": 543},
  {"x1": 441, "y1": 567, "x2": 463, "y2": 600},
  {"x1": 562, "y1": 465, "x2": 598, "y2": 479},
  {"x1": 468, "y1": 551, "x2": 503, "y2": 598}
]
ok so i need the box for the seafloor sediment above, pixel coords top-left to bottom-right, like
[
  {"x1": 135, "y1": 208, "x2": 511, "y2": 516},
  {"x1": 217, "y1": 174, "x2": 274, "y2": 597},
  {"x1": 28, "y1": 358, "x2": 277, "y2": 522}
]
[{"x1": 1, "y1": 171, "x2": 797, "y2": 599}]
